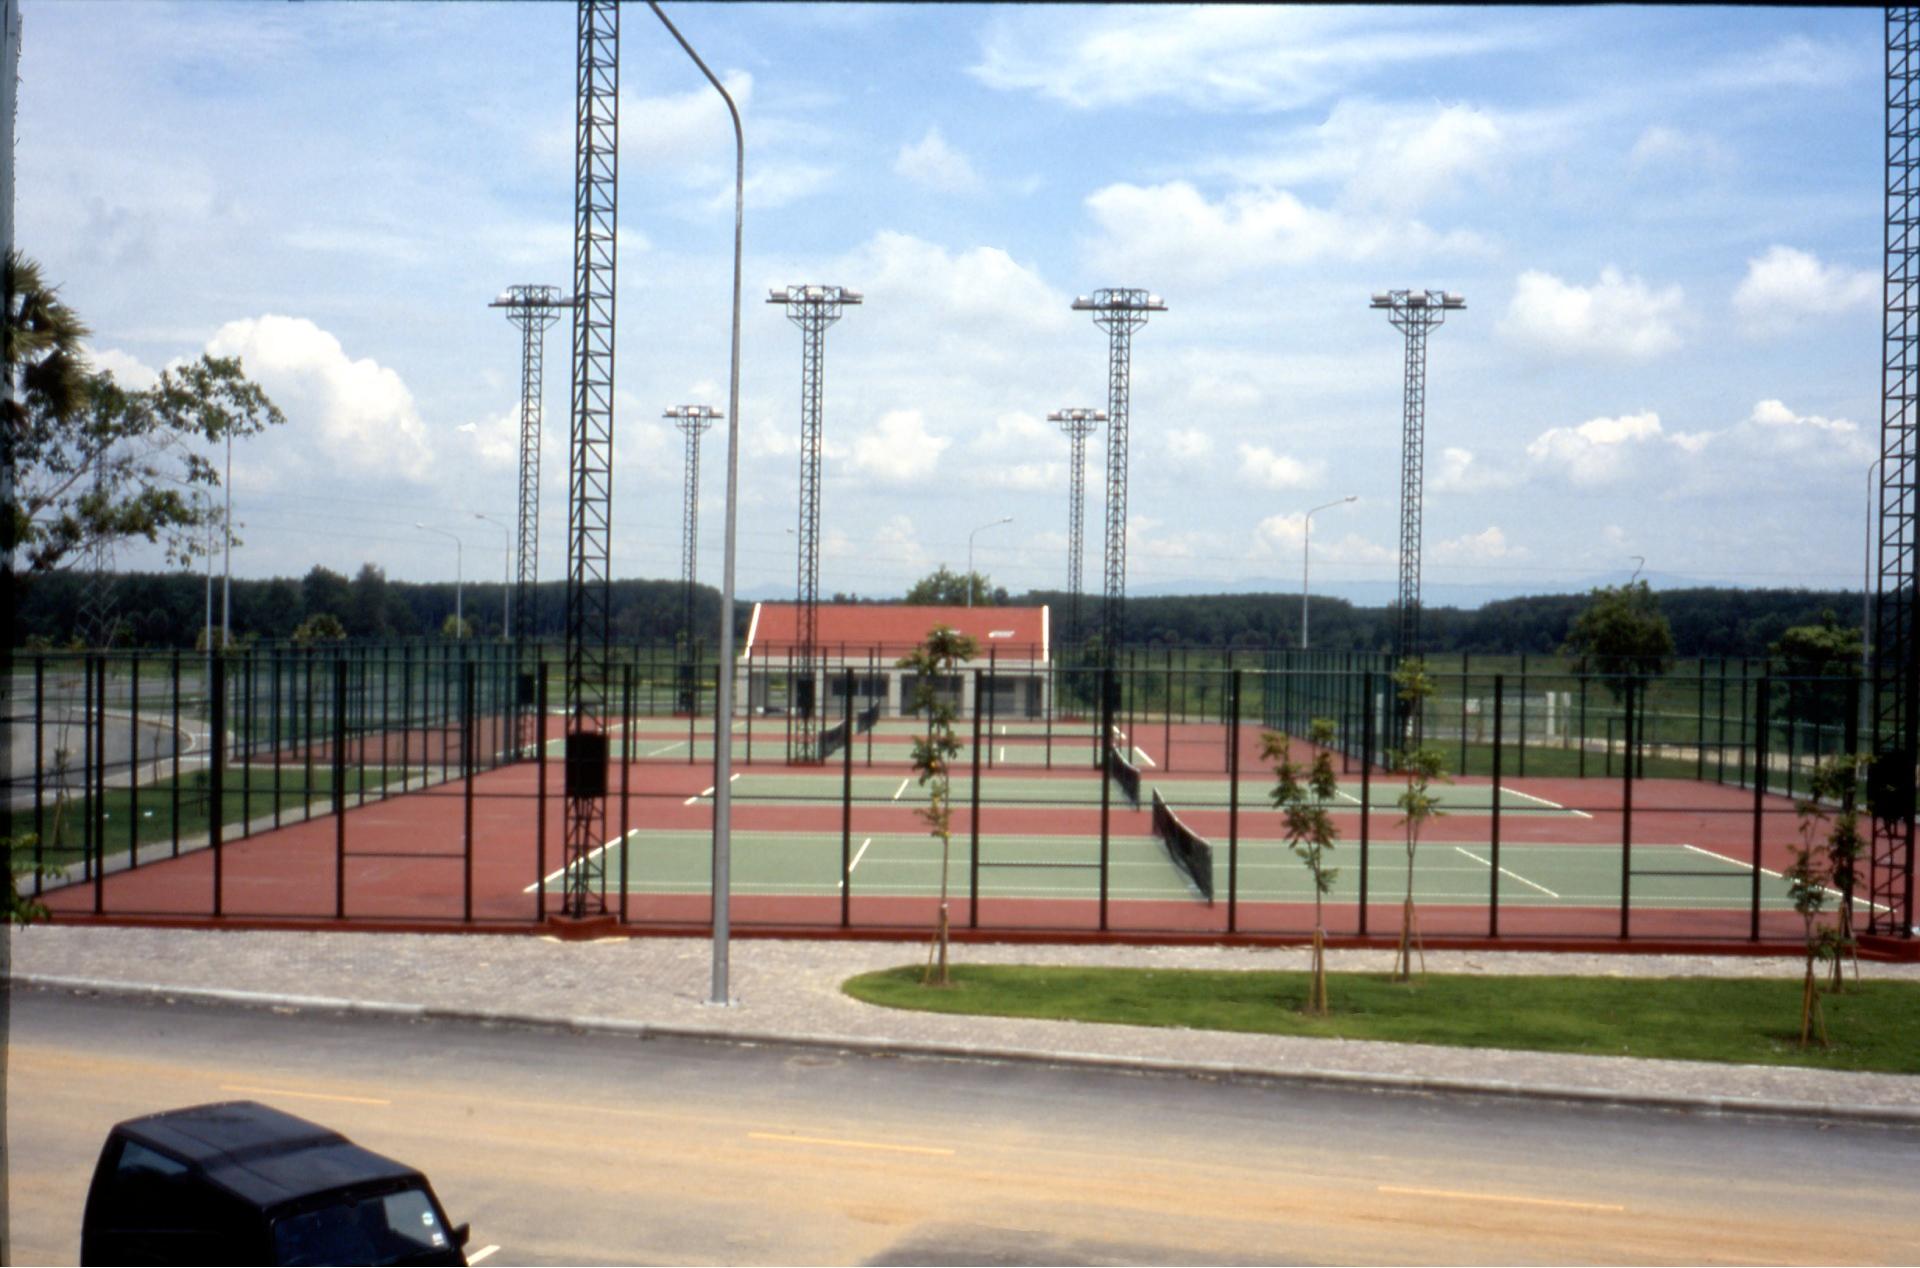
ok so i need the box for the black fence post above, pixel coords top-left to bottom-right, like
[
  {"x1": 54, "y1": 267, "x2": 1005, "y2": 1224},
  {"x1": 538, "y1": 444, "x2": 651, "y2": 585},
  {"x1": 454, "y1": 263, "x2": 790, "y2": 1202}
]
[
  {"x1": 335, "y1": 659, "x2": 350, "y2": 920},
  {"x1": 169, "y1": 652, "x2": 181, "y2": 860},
  {"x1": 129, "y1": 656, "x2": 141, "y2": 870},
  {"x1": 620, "y1": 662, "x2": 633, "y2": 924},
  {"x1": 88, "y1": 656, "x2": 103, "y2": 912},
  {"x1": 1359, "y1": 671, "x2": 1373, "y2": 937},
  {"x1": 843, "y1": 668, "x2": 855, "y2": 930},
  {"x1": 1620, "y1": 677, "x2": 1635, "y2": 940},
  {"x1": 1098, "y1": 663, "x2": 1113, "y2": 932},
  {"x1": 1490, "y1": 674, "x2": 1504, "y2": 938},
  {"x1": 535, "y1": 672, "x2": 549, "y2": 922},
  {"x1": 211, "y1": 655, "x2": 226, "y2": 918},
  {"x1": 1752, "y1": 676, "x2": 1771, "y2": 941},
  {"x1": 968, "y1": 669, "x2": 983, "y2": 930},
  {"x1": 463, "y1": 660, "x2": 477, "y2": 923},
  {"x1": 1228, "y1": 669, "x2": 1242, "y2": 934}
]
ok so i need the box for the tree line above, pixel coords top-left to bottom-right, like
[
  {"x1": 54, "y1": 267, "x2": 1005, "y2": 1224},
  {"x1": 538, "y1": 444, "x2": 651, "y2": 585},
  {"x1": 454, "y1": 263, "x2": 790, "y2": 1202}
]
[{"x1": 12, "y1": 564, "x2": 1866, "y2": 663}]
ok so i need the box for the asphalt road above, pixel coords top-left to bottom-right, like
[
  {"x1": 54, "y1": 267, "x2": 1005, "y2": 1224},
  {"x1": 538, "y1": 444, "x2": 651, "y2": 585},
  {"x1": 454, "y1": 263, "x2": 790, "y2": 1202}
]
[{"x1": 6, "y1": 988, "x2": 1918, "y2": 1265}]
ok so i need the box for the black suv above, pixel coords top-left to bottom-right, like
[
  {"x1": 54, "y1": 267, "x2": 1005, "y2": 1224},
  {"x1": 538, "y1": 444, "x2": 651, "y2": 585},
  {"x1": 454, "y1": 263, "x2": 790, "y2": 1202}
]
[{"x1": 81, "y1": 1100, "x2": 470, "y2": 1266}]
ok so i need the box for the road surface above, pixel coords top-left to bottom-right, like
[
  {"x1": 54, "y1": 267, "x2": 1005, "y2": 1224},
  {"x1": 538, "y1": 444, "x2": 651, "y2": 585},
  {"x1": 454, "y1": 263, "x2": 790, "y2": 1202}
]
[{"x1": 6, "y1": 988, "x2": 1916, "y2": 1264}]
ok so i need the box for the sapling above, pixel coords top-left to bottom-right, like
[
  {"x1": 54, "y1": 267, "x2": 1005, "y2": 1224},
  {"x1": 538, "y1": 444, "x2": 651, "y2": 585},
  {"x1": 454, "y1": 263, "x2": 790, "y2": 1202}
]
[
  {"x1": 1263, "y1": 718, "x2": 1340, "y2": 1014},
  {"x1": 895, "y1": 625, "x2": 977, "y2": 986},
  {"x1": 1391, "y1": 659, "x2": 1449, "y2": 982}
]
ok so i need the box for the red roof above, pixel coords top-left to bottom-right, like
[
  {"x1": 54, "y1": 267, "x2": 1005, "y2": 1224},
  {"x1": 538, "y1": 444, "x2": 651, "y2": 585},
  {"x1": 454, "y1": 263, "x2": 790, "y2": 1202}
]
[{"x1": 744, "y1": 603, "x2": 1049, "y2": 660}]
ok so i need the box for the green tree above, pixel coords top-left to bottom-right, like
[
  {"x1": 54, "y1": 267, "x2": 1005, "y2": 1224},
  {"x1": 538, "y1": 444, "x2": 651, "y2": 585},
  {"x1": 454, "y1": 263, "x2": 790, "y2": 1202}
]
[
  {"x1": 1562, "y1": 580, "x2": 1676, "y2": 700},
  {"x1": 440, "y1": 612, "x2": 474, "y2": 641},
  {"x1": 1770, "y1": 610, "x2": 1864, "y2": 738},
  {"x1": 347, "y1": 563, "x2": 394, "y2": 638},
  {"x1": 1264, "y1": 718, "x2": 1341, "y2": 1014},
  {"x1": 5, "y1": 253, "x2": 285, "y2": 573},
  {"x1": 291, "y1": 612, "x2": 347, "y2": 645},
  {"x1": 904, "y1": 565, "x2": 1006, "y2": 607},
  {"x1": 1391, "y1": 659, "x2": 1449, "y2": 982},
  {"x1": 896, "y1": 624, "x2": 978, "y2": 985},
  {"x1": 301, "y1": 565, "x2": 351, "y2": 622}
]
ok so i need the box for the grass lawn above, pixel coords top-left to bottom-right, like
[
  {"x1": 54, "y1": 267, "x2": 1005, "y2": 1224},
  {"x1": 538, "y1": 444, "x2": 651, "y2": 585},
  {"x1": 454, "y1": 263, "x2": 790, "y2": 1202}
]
[{"x1": 843, "y1": 964, "x2": 1920, "y2": 1074}]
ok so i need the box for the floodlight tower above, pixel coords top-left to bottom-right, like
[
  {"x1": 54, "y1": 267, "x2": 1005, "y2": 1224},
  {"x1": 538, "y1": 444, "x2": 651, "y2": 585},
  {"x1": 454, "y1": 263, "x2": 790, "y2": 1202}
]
[
  {"x1": 768, "y1": 283, "x2": 861, "y2": 762},
  {"x1": 558, "y1": 0, "x2": 619, "y2": 921},
  {"x1": 1369, "y1": 288, "x2": 1466, "y2": 663},
  {"x1": 1071, "y1": 289, "x2": 1165, "y2": 663},
  {"x1": 665, "y1": 404, "x2": 720, "y2": 712},
  {"x1": 1047, "y1": 407, "x2": 1107, "y2": 652},
  {"x1": 1871, "y1": 5, "x2": 1919, "y2": 940},
  {"x1": 489, "y1": 285, "x2": 574, "y2": 650}
]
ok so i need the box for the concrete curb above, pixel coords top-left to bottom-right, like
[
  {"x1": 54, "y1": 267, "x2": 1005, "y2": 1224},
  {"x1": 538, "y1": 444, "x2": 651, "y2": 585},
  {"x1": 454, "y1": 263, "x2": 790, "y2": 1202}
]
[{"x1": 14, "y1": 973, "x2": 1920, "y2": 1130}]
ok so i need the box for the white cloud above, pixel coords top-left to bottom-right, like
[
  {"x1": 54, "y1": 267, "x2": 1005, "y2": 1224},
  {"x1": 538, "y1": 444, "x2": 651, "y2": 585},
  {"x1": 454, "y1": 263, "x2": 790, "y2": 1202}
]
[
  {"x1": 1236, "y1": 443, "x2": 1324, "y2": 490},
  {"x1": 1430, "y1": 446, "x2": 1517, "y2": 493},
  {"x1": 1628, "y1": 125, "x2": 1726, "y2": 171},
  {"x1": 84, "y1": 345, "x2": 160, "y2": 391},
  {"x1": 1707, "y1": 36, "x2": 1857, "y2": 92},
  {"x1": 850, "y1": 409, "x2": 950, "y2": 483},
  {"x1": 850, "y1": 231, "x2": 1071, "y2": 333},
  {"x1": 1254, "y1": 512, "x2": 1390, "y2": 565},
  {"x1": 1525, "y1": 410, "x2": 1667, "y2": 486},
  {"x1": 1084, "y1": 181, "x2": 1487, "y2": 285},
  {"x1": 1500, "y1": 268, "x2": 1687, "y2": 360},
  {"x1": 1167, "y1": 428, "x2": 1213, "y2": 461},
  {"x1": 971, "y1": 8, "x2": 1529, "y2": 112},
  {"x1": 895, "y1": 127, "x2": 980, "y2": 193},
  {"x1": 1732, "y1": 246, "x2": 1876, "y2": 339},
  {"x1": 204, "y1": 315, "x2": 435, "y2": 482},
  {"x1": 1431, "y1": 526, "x2": 1526, "y2": 564}
]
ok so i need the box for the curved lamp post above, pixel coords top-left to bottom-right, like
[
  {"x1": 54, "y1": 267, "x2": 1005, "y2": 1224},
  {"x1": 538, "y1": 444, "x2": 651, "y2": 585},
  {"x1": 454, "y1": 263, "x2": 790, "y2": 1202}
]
[{"x1": 1301, "y1": 496, "x2": 1355, "y2": 649}]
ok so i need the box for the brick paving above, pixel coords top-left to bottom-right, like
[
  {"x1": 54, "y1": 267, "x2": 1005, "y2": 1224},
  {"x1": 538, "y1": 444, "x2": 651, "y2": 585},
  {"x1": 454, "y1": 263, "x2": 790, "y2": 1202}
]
[{"x1": 9, "y1": 926, "x2": 1918, "y2": 1119}]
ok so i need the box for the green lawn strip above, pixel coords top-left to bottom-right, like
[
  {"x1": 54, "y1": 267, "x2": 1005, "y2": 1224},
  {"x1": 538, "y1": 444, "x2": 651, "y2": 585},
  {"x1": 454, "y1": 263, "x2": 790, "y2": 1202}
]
[{"x1": 842, "y1": 965, "x2": 1920, "y2": 1074}]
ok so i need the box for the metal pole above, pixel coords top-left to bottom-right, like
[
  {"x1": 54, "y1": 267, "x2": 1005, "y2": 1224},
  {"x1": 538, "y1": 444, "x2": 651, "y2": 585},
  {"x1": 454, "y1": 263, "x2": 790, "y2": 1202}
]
[
  {"x1": 1301, "y1": 496, "x2": 1354, "y2": 650},
  {"x1": 967, "y1": 516, "x2": 1012, "y2": 607},
  {"x1": 649, "y1": 0, "x2": 745, "y2": 1004}
]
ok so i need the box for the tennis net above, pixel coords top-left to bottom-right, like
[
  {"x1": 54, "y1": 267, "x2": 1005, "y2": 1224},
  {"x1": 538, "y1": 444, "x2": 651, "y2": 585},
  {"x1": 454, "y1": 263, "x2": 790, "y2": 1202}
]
[
  {"x1": 1105, "y1": 742, "x2": 1142, "y2": 808},
  {"x1": 855, "y1": 702, "x2": 881, "y2": 734},
  {"x1": 1151, "y1": 787, "x2": 1216, "y2": 903},
  {"x1": 817, "y1": 719, "x2": 850, "y2": 762}
]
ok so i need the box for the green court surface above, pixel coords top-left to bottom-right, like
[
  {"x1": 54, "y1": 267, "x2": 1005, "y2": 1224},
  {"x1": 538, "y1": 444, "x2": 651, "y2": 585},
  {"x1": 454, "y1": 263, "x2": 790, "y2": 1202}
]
[
  {"x1": 537, "y1": 829, "x2": 1825, "y2": 912},
  {"x1": 679, "y1": 769, "x2": 1585, "y2": 815}
]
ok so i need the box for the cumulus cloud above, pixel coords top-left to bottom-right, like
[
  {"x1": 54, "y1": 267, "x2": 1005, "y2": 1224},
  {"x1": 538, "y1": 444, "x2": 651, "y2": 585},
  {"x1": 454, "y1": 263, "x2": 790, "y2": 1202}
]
[
  {"x1": 1732, "y1": 246, "x2": 1876, "y2": 339},
  {"x1": 1167, "y1": 428, "x2": 1213, "y2": 461},
  {"x1": 1084, "y1": 181, "x2": 1486, "y2": 285},
  {"x1": 850, "y1": 231, "x2": 1071, "y2": 333},
  {"x1": 84, "y1": 345, "x2": 160, "y2": 391},
  {"x1": 971, "y1": 7, "x2": 1528, "y2": 112},
  {"x1": 204, "y1": 315, "x2": 435, "y2": 481},
  {"x1": 1255, "y1": 511, "x2": 1390, "y2": 564},
  {"x1": 1236, "y1": 443, "x2": 1324, "y2": 490},
  {"x1": 1524, "y1": 410, "x2": 1667, "y2": 486},
  {"x1": 895, "y1": 127, "x2": 980, "y2": 193},
  {"x1": 1431, "y1": 526, "x2": 1526, "y2": 564},
  {"x1": 850, "y1": 409, "x2": 950, "y2": 483},
  {"x1": 1628, "y1": 125, "x2": 1726, "y2": 171},
  {"x1": 1430, "y1": 446, "x2": 1518, "y2": 493},
  {"x1": 1500, "y1": 268, "x2": 1687, "y2": 360}
]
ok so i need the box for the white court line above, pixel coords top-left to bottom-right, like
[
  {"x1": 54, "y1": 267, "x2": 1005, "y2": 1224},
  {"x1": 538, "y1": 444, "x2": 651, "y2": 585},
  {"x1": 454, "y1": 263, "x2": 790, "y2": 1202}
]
[
  {"x1": 839, "y1": 837, "x2": 874, "y2": 890},
  {"x1": 892, "y1": 776, "x2": 911, "y2": 801},
  {"x1": 1335, "y1": 788, "x2": 1366, "y2": 805},
  {"x1": 998, "y1": 746, "x2": 1006, "y2": 763},
  {"x1": 467, "y1": 1247, "x2": 501, "y2": 1265},
  {"x1": 1680, "y1": 842, "x2": 1889, "y2": 913},
  {"x1": 1502, "y1": 785, "x2": 1593, "y2": 819},
  {"x1": 646, "y1": 740, "x2": 685, "y2": 757},
  {"x1": 1453, "y1": 845, "x2": 1561, "y2": 898},
  {"x1": 524, "y1": 829, "x2": 632, "y2": 893},
  {"x1": 1132, "y1": 745, "x2": 1157, "y2": 768},
  {"x1": 684, "y1": 772, "x2": 740, "y2": 806}
]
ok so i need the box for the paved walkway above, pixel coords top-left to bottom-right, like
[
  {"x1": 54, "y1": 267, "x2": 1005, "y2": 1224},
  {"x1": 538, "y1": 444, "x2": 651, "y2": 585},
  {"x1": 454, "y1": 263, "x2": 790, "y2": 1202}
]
[{"x1": 9, "y1": 926, "x2": 1919, "y2": 1122}]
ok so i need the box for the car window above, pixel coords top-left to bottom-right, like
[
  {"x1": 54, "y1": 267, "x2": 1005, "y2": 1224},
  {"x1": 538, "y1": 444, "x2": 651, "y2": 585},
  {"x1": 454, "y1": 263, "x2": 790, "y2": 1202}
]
[{"x1": 271, "y1": 1186, "x2": 451, "y2": 1266}]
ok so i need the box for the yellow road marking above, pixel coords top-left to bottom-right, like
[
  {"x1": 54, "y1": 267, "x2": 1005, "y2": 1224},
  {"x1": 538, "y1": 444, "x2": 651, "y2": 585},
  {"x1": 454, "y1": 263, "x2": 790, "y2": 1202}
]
[
  {"x1": 1377, "y1": 1184, "x2": 1624, "y2": 1212},
  {"x1": 221, "y1": 1084, "x2": 392, "y2": 1106},
  {"x1": 748, "y1": 1131, "x2": 954, "y2": 1157}
]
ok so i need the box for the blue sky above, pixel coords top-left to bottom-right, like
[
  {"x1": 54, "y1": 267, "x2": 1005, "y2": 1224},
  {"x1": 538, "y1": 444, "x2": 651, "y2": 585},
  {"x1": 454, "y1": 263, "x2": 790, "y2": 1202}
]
[{"x1": 16, "y1": 4, "x2": 1887, "y2": 604}]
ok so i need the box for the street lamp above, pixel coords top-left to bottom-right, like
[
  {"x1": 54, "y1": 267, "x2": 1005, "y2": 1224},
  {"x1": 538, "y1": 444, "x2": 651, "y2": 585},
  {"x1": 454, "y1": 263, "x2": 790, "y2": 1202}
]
[
  {"x1": 1301, "y1": 496, "x2": 1356, "y2": 649},
  {"x1": 967, "y1": 516, "x2": 1013, "y2": 607},
  {"x1": 416, "y1": 523, "x2": 464, "y2": 637},
  {"x1": 474, "y1": 512, "x2": 512, "y2": 641}
]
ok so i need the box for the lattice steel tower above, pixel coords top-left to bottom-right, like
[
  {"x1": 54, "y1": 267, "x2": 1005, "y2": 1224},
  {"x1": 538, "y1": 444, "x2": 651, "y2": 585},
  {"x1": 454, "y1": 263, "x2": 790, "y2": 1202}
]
[
  {"x1": 1369, "y1": 289, "x2": 1465, "y2": 662},
  {"x1": 768, "y1": 284, "x2": 861, "y2": 762},
  {"x1": 1872, "y1": 6, "x2": 1919, "y2": 939},
  {"x1": 1048, "y1": 407, "x2": 1106, "y2": 653},
  {"x1": 489, "y1": 285, "x2": 573, "y2": 648},
  {"x1": 665, "y1": 404, "x2": 719, "y2": 711},
  {"x1": 560, "y1": 0, "x2": 618, "y2": 919},
  {"x1": 1071, "y1": 290, "x2": 1165, "y2": 661}
]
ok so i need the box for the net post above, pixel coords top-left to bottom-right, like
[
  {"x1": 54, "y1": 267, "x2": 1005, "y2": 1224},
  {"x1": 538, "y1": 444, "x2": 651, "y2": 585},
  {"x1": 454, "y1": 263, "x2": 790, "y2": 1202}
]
[
  {"x1": 968, "y1": 668, "x2": 983, "y2": 929},
  {"x1": 1620, "y1": 676, "x2": 1635, "y2": 940},
  {"x1": 1752, "y1": 676, "x2": 1770, "y2": 941},
  {"x1": 1490, "y1": 673, "x2": 1503, "y2": 938},
  {"x1": 1227, "y1": 669, "x2": 1242, "y2": 934}
]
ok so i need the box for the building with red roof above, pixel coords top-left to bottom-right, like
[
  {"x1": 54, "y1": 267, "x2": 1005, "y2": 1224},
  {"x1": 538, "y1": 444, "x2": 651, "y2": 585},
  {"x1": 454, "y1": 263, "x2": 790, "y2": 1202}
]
[{"x1": 739, "y1": 602, "x2": 1051, "y2": 718}]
